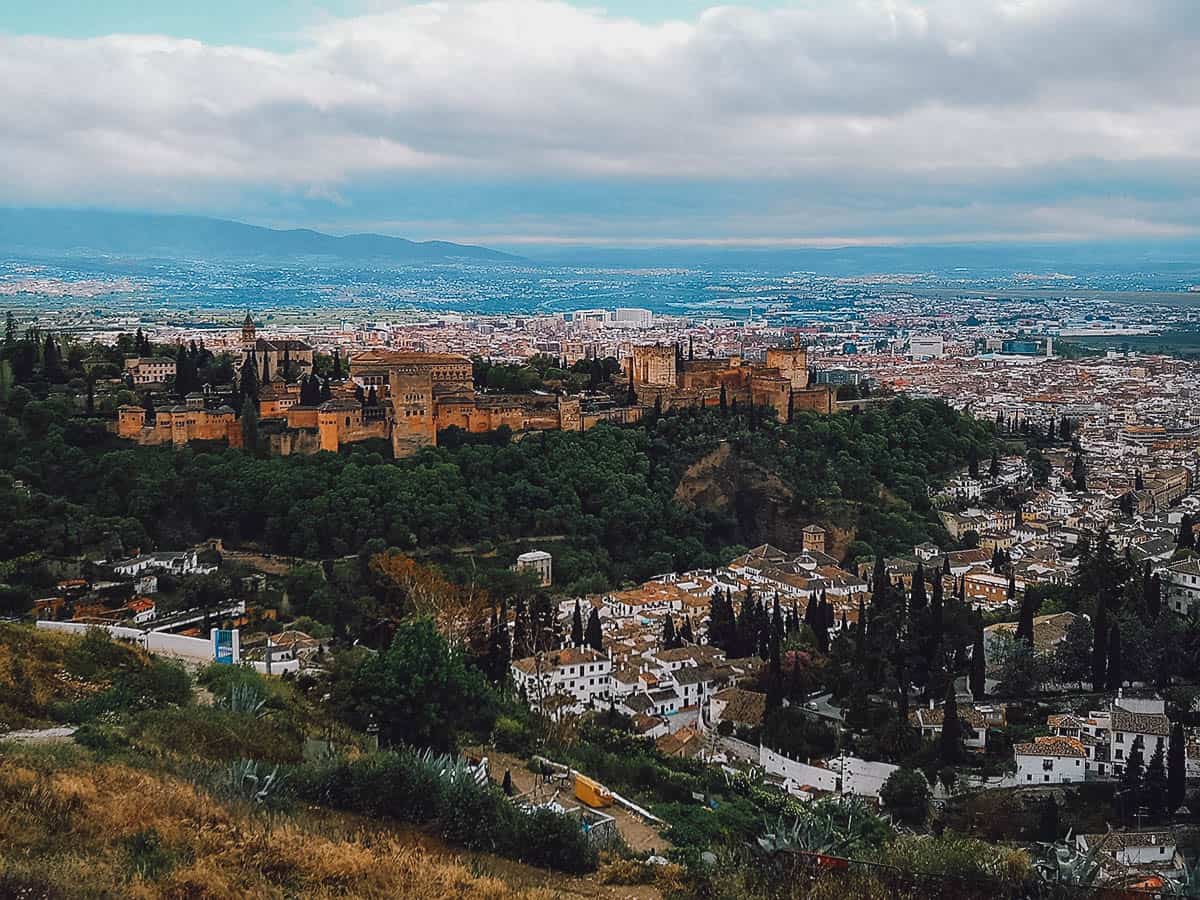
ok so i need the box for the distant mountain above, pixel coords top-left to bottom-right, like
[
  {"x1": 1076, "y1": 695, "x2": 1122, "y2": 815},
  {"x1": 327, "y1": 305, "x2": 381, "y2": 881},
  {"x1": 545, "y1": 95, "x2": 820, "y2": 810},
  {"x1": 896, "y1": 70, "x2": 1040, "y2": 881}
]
[{"x1": 0, "y1": 208, "x2": 521, "y2": 263}]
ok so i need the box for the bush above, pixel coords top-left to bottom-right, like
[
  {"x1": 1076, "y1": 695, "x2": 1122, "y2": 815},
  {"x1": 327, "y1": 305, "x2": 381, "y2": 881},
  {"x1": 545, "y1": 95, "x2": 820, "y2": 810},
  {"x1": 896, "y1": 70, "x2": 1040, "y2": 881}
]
[
  {"x1": 493, "y1": 715, "x2": 533, "y2": 755},
  {"x1": 880, "y1": 768, "x2": 930, "y2": 830},
  {"x1": 289, "y1": 748, "x2": 597, "y2": 874}
]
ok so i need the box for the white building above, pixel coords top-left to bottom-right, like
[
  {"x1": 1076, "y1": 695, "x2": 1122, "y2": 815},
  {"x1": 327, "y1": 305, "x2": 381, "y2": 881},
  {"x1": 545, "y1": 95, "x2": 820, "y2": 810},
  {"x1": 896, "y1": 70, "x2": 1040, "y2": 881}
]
[
  {"x1": 1013, "y1": 735, "x2": 1088, "y2": 784},
  {"x1": 112, "y1": 549, "x2": 215, "y2": 578},
  {"x1": 1158, "y1": 558, "x2": 1200, "y2": 615},
  {"x1": 124, "y1": 356, "x2": 176, "y2": 385},
  {"x1": 514, "y1": 550, "x2": 552, "y2": 587},
  {"x1": 614, "y1": 308, "x2": 653, "y2": 328},
  {"x1": 909, "y1": 335, "x2": 945, "y2": 360},
  {"x1": 512, "y1": 647, "x2": 611, "y2": 715}
]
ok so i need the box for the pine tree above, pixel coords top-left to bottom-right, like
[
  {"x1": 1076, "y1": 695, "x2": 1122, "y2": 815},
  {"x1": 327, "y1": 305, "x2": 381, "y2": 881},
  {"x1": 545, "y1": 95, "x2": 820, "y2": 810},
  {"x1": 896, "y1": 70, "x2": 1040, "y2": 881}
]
[
  {"x1": 1169, "y1": 722, "x2": 1186, "y2": 815},
  {"x1": 939, "y1": 682, "x2": 961, "y2": 765},
  {"x1": 585, "y1": 608, "x2": 603, "y2": 652},
  {"x1": 571, "y1": 599, "x2": 584, "y2": 647},
  {"x1": 1105, "y1": 620, "x2": 1122, "y2": 691}
]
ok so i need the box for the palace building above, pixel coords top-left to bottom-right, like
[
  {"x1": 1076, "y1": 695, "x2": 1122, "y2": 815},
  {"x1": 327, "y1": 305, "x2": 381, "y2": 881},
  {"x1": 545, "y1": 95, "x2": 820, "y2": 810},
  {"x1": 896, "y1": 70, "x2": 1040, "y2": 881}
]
[
  {"x1": 626, "y1": 339, "x2": 837, "y2": 419},
  {"x1": 240, "y1": 313, "x2": 314, "y2": 383}
]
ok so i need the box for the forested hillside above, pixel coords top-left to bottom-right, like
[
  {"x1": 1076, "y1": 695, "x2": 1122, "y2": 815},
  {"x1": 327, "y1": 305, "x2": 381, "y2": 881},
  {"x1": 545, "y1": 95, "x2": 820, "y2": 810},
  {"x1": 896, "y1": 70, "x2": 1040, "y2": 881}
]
[{"x1": 0, "y1": 396, "x2": 990, "y2": 591}]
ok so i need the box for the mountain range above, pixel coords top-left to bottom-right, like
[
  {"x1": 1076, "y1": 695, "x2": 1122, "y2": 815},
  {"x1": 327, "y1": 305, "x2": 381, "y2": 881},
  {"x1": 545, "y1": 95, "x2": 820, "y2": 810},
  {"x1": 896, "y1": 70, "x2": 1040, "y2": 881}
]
[{"x1": 0, "y1": 208, "x2": 520, "y2": 263}]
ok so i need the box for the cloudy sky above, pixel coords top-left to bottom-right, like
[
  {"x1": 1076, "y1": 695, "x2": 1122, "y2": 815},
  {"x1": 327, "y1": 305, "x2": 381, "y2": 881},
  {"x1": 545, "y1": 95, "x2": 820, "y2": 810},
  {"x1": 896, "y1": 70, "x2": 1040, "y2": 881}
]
[{"x1": 1, "y1": 0, "x2": 1198, "y2": 248}]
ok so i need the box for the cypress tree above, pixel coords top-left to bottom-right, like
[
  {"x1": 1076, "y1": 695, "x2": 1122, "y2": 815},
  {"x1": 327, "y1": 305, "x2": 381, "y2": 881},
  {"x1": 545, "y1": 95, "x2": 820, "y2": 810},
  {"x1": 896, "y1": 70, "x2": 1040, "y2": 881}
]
[
  {"x1": 512, "y1": 599, "x2": 529, "y2": 658},
  {"x1": 910, "y1": 563, "x2": 927, "y2": 613},
  {"x1": 240, "y1": 351, "x2": 260, "y2": 401},
  {"x1": 765, "y1": 630, "x2": 783, "y2": 711},
  {"x1": 261, "y1": 352, "x2": 271, "y2": 384},
  {"x1": 240, "y1": 396, "x2": 259, "y2": 452},
  {"x1": 663, "y1": 615, "x2": 678, "y2": 650},
  {"x1": 320, "y1": 377, "x2": 332, "y2": 401},
  {"x1": 939, "y1": 682, "x2": 961, "y2": 764},
  {"x1": 1179, "y1": 514, "x2": 1195, "y2": 550},
  {"x1": 1148, "y1": 573, "x2": 1163, "y2": 618},
  {"x1": 1145, "y1": 739, "x2": 1168, "y2": 820},
  {"x1": 585, "y1": 607, "x2": 603, "y2": 652},
  {"x1": 719, "y1": 383, "x2": 727, "y2": 412},
  {"x1": 1037, "y1": 795, "x2": 1060, "y2": 842},
  {"x1": 969, "y1": 614, "x2": 986, "y2": 699},
  {"x1": 571, "y1": 599, "x2": 584, "y2": 647},
  {"x1": 1122, "y1": 737, "x2": 1145, "y2": 822},
  {"x1": 1091, "y1": 598, "x2": 1108, "y2": 692},
  {"x1": 786, "y1": 391, "x2": 794, "y2": 424},
  {"x1": 772, "y1": 593, "x2": 784, "y2": 639},
  {"x1": 502, "y1": 770, "x2": 514, "y2": 796},
  {"x1": 1169, "y1": 722, "x2": 1187, "y2": 814},
  {"x1": 1105, "y1": 621, "x2": 1122, "y2": 691},
  {"x1": 142, "y1": 391, "x2": 156, "y2": 424},
  {"x1": 680, "y1": 616, "x2": 694, "y2": 644}
]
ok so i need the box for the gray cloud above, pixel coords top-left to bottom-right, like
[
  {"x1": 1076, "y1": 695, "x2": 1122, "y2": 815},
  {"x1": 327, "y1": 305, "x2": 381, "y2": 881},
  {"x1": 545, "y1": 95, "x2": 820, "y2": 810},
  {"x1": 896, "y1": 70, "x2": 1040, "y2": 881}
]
[{"x1": 1, "y1": 0, "x2": 1198, "y2": 241}]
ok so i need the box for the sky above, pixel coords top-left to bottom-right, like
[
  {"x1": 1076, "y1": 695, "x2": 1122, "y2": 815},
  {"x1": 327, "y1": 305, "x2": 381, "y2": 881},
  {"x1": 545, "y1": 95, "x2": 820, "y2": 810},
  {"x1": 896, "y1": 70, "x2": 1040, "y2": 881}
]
[{"x1": 1, "y1": 0, "x2": 1198, "y2": 249}]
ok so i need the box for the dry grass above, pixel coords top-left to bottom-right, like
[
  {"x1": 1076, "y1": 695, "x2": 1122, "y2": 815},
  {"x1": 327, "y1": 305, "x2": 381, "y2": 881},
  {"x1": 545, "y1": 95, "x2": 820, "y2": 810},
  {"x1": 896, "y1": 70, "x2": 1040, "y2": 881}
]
[
  {"x1": 0, "y1": 752, "x2": 564, "y2": 899},
  {"x1": 0, "y1": 623, "x2": 123, "y2": 729}
]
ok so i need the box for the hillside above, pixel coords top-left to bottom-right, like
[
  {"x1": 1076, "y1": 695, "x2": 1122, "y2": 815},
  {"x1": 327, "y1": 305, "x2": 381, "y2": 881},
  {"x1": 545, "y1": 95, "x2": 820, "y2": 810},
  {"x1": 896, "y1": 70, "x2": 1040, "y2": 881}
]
[{"x1": 0, "y1": 208, "x2": 521, "y2": 263}]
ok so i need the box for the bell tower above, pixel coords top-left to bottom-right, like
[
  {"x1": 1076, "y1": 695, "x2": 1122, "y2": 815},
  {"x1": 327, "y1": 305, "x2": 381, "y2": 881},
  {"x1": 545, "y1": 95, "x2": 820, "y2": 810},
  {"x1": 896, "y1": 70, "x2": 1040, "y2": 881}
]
[{"x1": 242, "y1": 311, "x2": 256, "y2": 349}]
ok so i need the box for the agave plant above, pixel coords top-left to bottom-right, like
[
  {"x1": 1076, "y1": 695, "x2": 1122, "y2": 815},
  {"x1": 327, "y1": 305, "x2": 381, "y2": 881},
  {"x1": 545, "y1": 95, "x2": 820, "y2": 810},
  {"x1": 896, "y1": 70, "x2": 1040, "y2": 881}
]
[
  {"x1": 228, "y1": 758, "x2": 283, "y2": 805},
  {"x1": 220, "y1": 682, "x2": 267, "y2": 717},
  {"x1": 1165, "y1": 861, "x2": 1200, "y2": 898},
  {"x1": 758, "y1": 814, "x2": 851, "y2": 858},
  {"x1": 1033, "y1": 831, "x2": 1102, "y2": 887}
]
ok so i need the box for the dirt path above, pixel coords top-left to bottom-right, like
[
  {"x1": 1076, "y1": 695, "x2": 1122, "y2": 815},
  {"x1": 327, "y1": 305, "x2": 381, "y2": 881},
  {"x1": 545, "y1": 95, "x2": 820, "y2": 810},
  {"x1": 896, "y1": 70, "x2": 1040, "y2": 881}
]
[{"x1": 481, "y1": 749, "x2": 674, "y2": 857}]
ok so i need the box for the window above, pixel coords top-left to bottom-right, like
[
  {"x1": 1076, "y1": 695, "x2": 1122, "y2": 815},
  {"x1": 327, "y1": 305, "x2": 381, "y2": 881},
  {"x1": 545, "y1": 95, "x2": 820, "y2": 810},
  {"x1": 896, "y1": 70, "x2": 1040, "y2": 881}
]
[
  {"x1": 1116, "y1": 733, "x2": 1124, "y2": 743},
  {"x1": 1043, "y1": 759, "x2": 1054, "y2": 771},
  {"x1": 1116, "y1": 749, "x2": 1124, "y2": 760}
]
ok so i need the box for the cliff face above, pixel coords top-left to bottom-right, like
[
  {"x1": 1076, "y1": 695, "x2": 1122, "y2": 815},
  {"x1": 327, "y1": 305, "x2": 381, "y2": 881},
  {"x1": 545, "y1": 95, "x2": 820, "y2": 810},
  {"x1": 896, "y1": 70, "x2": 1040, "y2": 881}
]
[{"x1": 673, "y1": 442, "x2": 856, "y2": 558}]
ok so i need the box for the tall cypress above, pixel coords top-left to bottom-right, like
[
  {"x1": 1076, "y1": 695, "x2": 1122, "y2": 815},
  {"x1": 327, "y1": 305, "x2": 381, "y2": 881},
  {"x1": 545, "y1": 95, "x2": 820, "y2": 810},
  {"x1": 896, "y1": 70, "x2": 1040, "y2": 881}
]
[
  {"x1": 910, "y1": 562, "x2": 927, "y2": 613},
  {"x1": 1091, "y1": 598, "x2": 1108, "y2": 692},
  {"x1": 663, "y1": 615, "x2": 678, "y2": 650},
  {"x1": 1169, "y1": 722, "x2": 1187, "y2": 814},
  {"x1": 939, "y1": 682, "x2": 961, "y2": 764},
  {"x1": 585, "y1": 607, "x2": 603, "y2": 652},
  {"x1": 1105, "y1": 621, "x2": 1122, "y2": 691},
  {"x1": 970, "y1": 614, "x2": 986, "y2": 699},
  {"x1": 680, "y1": 616, "x2": 694, "y2": 644},
  {"x1": 571, "y1": 599, "x2": 584, "y2": 647}
]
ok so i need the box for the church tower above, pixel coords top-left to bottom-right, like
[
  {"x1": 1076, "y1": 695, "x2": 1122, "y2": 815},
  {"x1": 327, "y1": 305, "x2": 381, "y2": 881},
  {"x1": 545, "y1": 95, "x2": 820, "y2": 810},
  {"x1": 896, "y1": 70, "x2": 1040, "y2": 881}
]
[{"x1": 242, "y1": 311, "x2": 256, "y2": 349}]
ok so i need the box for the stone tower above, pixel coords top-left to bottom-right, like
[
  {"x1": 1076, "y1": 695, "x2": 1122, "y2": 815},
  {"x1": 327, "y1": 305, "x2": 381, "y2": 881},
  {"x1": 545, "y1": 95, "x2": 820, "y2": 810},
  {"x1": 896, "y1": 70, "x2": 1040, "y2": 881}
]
[
  {"x1": 242, "y1": 311, "x2": 256, "y2": 349},
  {"x1": 766, "y1": 341, "x2": 810, "y2": 390},
  {"x1": 631, "y1": 344, "x2": 678, "y2": 387},
  {"x1": 389, "y1": 366, "x2": 437, "y2": 458}
]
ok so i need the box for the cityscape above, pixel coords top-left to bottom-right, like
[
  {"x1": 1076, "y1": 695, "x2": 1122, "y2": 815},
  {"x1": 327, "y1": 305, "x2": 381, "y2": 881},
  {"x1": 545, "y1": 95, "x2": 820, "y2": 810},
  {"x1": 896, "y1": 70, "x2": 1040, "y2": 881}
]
[{"x1": 4, "y1": 2, "x2": 1200, "y2": 899}]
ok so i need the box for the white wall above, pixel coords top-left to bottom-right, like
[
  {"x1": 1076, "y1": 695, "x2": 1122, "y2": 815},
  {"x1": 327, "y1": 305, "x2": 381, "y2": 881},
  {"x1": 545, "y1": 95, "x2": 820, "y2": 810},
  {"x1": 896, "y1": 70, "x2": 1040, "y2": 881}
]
[
  {"x1": 759, "y1": 745, "x2": 839, "y2": 793},
  {"x1": 842, "y1": 757, "x2": 900, "y2": 799}
]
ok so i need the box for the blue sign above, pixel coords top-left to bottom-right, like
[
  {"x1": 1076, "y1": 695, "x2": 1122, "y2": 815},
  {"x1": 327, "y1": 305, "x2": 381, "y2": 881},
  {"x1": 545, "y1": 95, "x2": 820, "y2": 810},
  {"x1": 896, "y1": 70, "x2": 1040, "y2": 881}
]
[{"x1": 214, "y1": 629, "x2": 236, "y2": 665}]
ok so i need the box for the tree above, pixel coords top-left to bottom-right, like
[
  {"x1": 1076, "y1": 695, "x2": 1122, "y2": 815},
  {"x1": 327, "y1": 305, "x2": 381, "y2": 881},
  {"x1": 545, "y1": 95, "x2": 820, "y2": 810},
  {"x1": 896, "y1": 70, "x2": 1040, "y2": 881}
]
[
  {"x1": 663, "y1": 614, "x2": 678, "y2": 650},
  {"x1": 1121, "y1": 737, "x2": 1145, "y2": 823},
  {"x1": 348, "y1": 617, "x2": 495, "y2": 752},
  {"x1": 969, "y1": 615, "x2": 986, "y2": 698},
  {"x1": 142, "y1": 390, "x2": 156, "y2": 425},
  {"x1": 1091, "y1": 597, "x2": 1108, "y2": 692},
  {"x1": 1178, "y1": 514, "x2": 1195, "y2": 550},
  {"x1": 1105, "y1": 621, "x2": 1122, "y2": 691},
  {"x1": 502, "y1": 769, "x2": 514, "y2": 796},
  {"x1": 1145, "y1": 738, "x2": 1167, "y2": 821},
  {"x1": 939, "y1": 682, "x2": 962, "y2": 764},
  {"x1": 1053, "y1": 615, "x2": 1093, "y2": 687},
  {"x1": 1169, "y1": 722, "x2": 1186, "y2": 815},
  {"x1": 571, "y1": 599, "x2": 584, "y2": 647},
  {"x1": 240, "y1": 351, "x2": 260, "y2": 402},
  {"x1": 910, "y1": 563, "x2": 927, "y2": 612},
  {"x1": 719, "y1": 383, "x2": 727, "y2": 412},
  {"x1": 880, "y1": 768, "x2": 930, "y2": 829},
  {"x1": 680, "y1": 616, "x2": 694, "y2": 644},
  {"x1": 1071, "y1": 453, "x2": 1087, "y2": 491},
  {"x1": 1037, "y1": 795, "x2": 1060, "y2": 842},
  {"x1": 765, "y1": 630, "x2": 783, "y2": 711},
  {"x1": 585, "y1": 608, "x2": 603, "y2": 652},
  {"x1": 989, "y1": 450, "x2": 1000, "y2": 478},
  {"x1": 240, "y1": 396, "x2": 259, "y2": 452}
]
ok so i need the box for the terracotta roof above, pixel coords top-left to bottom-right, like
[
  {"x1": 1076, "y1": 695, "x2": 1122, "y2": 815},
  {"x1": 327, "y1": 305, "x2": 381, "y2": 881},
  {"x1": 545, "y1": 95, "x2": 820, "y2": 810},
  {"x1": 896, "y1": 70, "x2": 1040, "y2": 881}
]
[
  {"x1": 711, "y1": 687, "x2": 766, "y2": 727},
  {"x1": 1110, "y1": 707, "x2": 1170, "y2": 738},
  {"x1": 1014, "y1": 735, "x2": 1087, "y2": 758}
]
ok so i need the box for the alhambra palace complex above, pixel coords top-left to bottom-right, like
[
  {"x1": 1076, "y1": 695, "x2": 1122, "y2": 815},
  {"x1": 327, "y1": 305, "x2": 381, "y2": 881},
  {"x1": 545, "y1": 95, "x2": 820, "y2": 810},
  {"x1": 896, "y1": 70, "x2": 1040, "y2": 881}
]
[{"x1": 117, "y1": 319, "x2": 836, "y2": 458}]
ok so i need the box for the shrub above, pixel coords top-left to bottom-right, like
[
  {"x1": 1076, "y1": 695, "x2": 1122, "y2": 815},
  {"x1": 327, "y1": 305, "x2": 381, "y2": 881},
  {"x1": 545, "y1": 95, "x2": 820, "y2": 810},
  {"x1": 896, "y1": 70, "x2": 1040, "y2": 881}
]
[
  {"x1": 493, "y1": 715, "x2": 533, "y2": 755},
  {"x1": 289, "y1": 748, "x2": 597, "y2": 874}
]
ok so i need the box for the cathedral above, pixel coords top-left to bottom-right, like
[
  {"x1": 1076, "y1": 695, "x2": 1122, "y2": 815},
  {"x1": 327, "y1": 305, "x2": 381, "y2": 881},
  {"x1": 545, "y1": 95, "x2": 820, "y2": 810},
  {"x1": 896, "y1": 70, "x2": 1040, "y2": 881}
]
[{"x1": 240, "y1": 312, "x2": 314, "y2": 383}]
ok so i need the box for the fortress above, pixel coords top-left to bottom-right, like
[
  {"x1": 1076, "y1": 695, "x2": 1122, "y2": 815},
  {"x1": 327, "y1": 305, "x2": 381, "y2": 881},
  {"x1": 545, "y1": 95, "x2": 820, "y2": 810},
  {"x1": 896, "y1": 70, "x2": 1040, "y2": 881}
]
[
  {"x1": 115, "y1": 338, "x2": 835, "y2": 458},
  {"x1": 627, "y1": 340, "x2": 836, "y2": 418}
]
